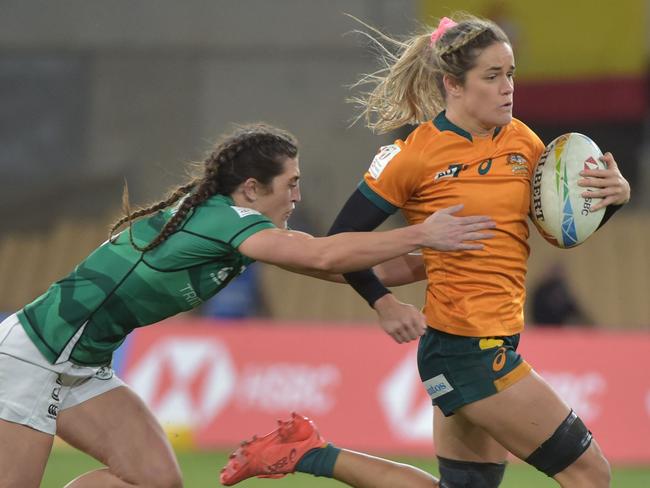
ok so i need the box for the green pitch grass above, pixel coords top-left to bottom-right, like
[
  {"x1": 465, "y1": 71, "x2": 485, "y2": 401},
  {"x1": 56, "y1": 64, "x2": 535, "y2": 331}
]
[{"x1": 42, "y1": 448, "x2": 650, "y2": 487}]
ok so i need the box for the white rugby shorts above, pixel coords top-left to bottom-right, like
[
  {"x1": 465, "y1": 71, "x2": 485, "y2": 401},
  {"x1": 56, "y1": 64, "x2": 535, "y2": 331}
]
[{"x1": 0, "y1": 314, "x2": 124, "y2": 435}]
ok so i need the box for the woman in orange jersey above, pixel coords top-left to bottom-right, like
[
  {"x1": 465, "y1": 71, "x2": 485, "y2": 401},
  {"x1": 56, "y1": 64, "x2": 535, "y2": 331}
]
[
  {"x1": 327, "y1": 13, "x2": 629, "y2": 488},
  {"x1": 221, "y1": 14, "x2": 630, "y2": 488}
]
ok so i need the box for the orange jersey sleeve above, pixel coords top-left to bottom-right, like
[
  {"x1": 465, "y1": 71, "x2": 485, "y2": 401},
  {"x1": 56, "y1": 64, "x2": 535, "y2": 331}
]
[{"x1": 360, "y1": 132, "x2": 427, "y2": 211}]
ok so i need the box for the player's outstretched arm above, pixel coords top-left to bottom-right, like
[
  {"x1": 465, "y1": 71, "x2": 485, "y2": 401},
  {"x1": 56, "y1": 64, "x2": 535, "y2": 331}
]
[{"x1": 238, "y1": 205, "x2": 495, "y2": 274}]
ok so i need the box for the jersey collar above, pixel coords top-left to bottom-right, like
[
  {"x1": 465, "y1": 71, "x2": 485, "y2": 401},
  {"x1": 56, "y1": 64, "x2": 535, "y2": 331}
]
[
  {"x1": 213, "y1": 193, "x2": 235, "y2": 206},
  {"x1": 433, "y1": 111, "x2": 502, "y2": 142}
]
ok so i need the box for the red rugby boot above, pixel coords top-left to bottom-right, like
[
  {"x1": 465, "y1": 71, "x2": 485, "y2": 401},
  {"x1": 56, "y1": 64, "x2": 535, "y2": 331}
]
[{"x1": 220, "y1": 412, "x2": 327, "y2": 486}]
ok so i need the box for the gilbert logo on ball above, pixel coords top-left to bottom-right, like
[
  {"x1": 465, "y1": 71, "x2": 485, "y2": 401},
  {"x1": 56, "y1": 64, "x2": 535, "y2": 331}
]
[{"x1": 531, "y1": 133, "x2": 606, "y2": 248}]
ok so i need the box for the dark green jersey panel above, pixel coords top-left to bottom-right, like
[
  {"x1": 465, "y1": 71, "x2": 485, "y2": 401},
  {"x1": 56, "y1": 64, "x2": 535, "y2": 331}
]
[{"x1": 18, "y1": 195, "x2": 274, "y2": 365}]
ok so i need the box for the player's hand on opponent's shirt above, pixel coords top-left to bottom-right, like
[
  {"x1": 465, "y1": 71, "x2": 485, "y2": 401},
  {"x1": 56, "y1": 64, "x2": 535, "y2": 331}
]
[
  {"x1": 421, "y1": 204, "x2": 496, "y2": 251},
  {"x1": 373, "y1": 293, "x2": 427, "y2": 344},
  {"x1": 578, "y1": 152, "x2": 631, "y2": 211}
]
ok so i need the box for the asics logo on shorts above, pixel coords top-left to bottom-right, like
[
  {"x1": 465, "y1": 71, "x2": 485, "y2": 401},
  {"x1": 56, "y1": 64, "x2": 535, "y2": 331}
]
[{"x1": 492, "y1": 347, "x2": 507, "y2": 372}]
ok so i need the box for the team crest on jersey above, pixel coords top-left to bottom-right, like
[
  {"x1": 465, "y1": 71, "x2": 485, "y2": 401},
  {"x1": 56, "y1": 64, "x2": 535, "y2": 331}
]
[
  {"x1": 434, "y1": 163, "x2": 465, "y2": 181},
  {"x1": 231, "y1": 206, "x2": 262, "y2": 218},
  {"x1": 506, "y1": 153, "x2": 529, "y2": 175},
  {"x1": 368, "y1": 144, "x2": 401, "y2": 180}
]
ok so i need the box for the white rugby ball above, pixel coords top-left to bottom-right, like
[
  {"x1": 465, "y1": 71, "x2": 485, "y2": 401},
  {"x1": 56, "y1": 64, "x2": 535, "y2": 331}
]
[{"x1": 530, "y1": 133, "x2": 606, "y2": 248}]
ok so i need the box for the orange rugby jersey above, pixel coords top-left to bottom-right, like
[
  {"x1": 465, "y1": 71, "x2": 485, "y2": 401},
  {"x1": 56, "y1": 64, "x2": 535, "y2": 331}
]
[{"x1": 361, "y1": 112, "x2": 545, "y2": 337}]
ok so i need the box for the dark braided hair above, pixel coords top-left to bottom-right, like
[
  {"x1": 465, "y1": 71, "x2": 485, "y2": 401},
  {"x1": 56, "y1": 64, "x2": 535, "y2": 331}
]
[{"x1": 109, "y1": 123, "x2": 299, "y2": 252}]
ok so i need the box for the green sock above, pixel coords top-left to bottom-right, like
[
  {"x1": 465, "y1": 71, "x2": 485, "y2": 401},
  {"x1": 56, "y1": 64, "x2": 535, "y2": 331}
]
[{"x1": 295, "y1": 443, "x2": 341, "y2": 478}]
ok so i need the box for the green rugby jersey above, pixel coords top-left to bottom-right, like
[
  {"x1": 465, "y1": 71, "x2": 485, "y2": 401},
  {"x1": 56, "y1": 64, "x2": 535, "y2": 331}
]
[{"x1": 17, "y1": 194, "x2": 275, "y2": 366}]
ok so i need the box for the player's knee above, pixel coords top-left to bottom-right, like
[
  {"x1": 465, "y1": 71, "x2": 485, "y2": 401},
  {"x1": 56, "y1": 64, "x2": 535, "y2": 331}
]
[
  {"x1": 137, "y1": 457, "x2": 183, "y2": 488},
  {"x1": 567, "y1": 442, "x2": 611, "y2": 487},
  {"x1": 155, "y1": 468, "x2": 183, "y2": 488},
  {"x1": 590, "y1": 452, "x2": 612, "y2": 486},
  {"x1": 525, "y1": 410, "x2": 595, "y2": 478},
  {"x1": 437, "y1": 456, "x2": 505, "y2": 488},
  {"x1": 144, "y1": 471, "x2": 183, "y2": 488}
]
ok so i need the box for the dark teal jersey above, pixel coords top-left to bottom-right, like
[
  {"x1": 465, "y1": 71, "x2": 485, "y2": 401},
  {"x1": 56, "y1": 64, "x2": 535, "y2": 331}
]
[{"x1": 18, "y1": 194, "x2": 275, "y2": 366}]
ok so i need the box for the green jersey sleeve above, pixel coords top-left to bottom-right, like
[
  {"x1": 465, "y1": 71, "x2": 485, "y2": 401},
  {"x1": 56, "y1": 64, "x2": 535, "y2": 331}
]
[{"x1": 183, "y1": 197, "x2": 275, "y2": 251}]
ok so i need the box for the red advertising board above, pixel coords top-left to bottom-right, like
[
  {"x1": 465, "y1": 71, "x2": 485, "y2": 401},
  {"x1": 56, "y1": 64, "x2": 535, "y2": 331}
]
[{"x1": 121, "y1": 319, "x2": 650, "y2": 464}]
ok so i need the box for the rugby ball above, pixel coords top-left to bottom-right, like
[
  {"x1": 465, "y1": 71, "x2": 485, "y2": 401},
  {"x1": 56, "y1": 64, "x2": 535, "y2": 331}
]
[{"x1": 530, "y1": 133, "x2": 606, "y2": 248}]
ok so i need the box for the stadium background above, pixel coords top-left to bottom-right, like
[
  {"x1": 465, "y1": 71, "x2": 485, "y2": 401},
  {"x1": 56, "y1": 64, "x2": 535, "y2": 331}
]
[{"x1": 1, "y1": 0, "x2": 649, "y2": 486}]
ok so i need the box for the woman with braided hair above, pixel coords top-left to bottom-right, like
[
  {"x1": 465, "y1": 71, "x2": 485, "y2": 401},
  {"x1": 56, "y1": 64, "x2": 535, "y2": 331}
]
[
  {"x1": 0, "y1": 122, "x2": 496, "y2": 488},
  {"x1": 223, "y1": 14, "x2": 629, "y2": 488}
]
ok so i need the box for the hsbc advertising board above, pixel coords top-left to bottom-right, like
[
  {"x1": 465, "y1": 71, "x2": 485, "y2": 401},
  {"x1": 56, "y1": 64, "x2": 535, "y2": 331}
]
[{"x1": 119, "y1": 319, "x2": 650, "y2": 464}]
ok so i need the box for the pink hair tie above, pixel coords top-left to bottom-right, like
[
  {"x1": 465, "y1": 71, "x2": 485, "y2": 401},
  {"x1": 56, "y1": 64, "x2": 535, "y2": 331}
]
[{"x1": 430, "y1": 17, "x2": 458, "y2": 47}]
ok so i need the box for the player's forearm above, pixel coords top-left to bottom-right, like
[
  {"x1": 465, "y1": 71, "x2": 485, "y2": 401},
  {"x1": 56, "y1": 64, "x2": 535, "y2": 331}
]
[
  {"x1": 277, "y1": 265, "x2": 346, "y2": 283},
  {"x1": 243, "y1": 226, "x2": 426, "y2": 275},
  {"x1": 373, "y1": 253, "x2": 426, "y2": 286},
  {"x1": 307, "y1": 225, "x2": 427, "y2": 274}
]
